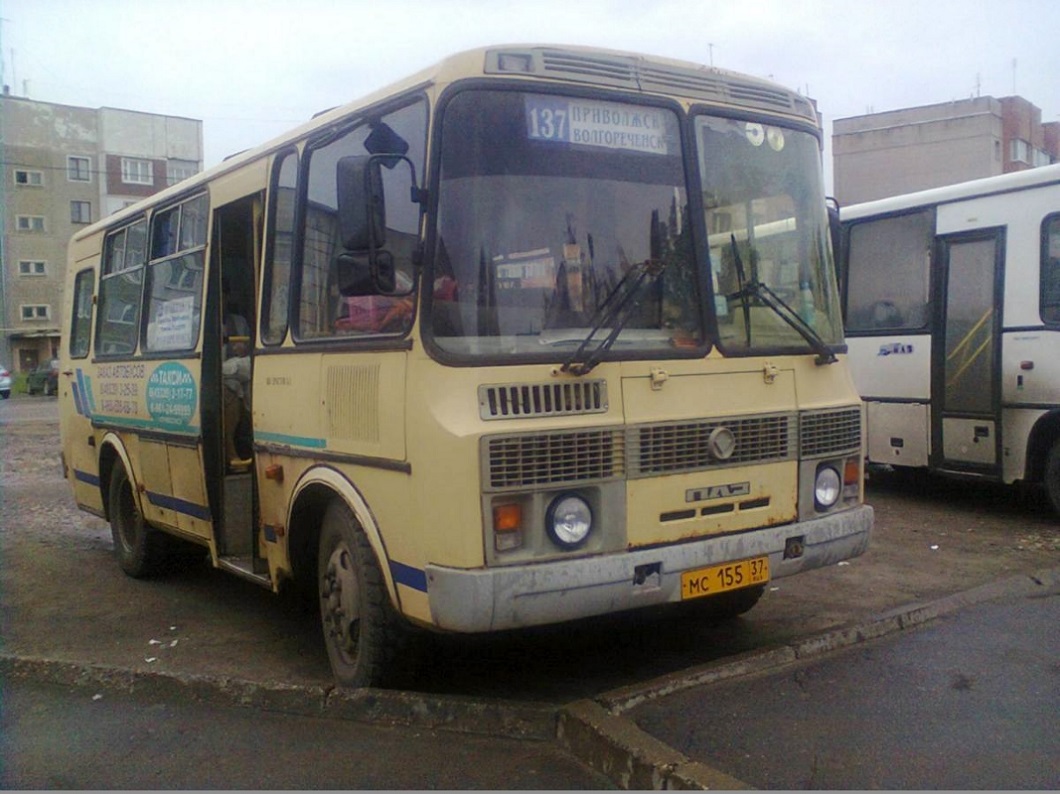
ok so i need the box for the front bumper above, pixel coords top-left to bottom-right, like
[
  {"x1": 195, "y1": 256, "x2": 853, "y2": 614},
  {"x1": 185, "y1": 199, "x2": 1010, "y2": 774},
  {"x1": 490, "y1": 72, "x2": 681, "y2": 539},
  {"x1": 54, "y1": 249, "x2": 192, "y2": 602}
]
[{"x1": 426, "y1": 504, "x2": 873, "y2": 632}]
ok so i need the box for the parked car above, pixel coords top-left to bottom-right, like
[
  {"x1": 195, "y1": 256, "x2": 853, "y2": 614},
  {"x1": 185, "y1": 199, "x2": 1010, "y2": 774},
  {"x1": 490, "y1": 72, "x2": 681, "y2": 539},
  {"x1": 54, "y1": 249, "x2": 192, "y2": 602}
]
[
  {"x1": 0, "y1": 364, "x2": 10, "y2": 399},
  {"x1": 26, "y1": 359, "x2": 60, "y2": 396}
]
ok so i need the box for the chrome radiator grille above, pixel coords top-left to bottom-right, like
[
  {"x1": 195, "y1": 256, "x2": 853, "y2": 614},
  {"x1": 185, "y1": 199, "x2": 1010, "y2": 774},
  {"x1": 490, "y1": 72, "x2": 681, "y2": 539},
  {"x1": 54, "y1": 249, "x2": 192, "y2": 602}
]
[{"x1": 800, "y1": 407, "x2": 863, "y2": 457}]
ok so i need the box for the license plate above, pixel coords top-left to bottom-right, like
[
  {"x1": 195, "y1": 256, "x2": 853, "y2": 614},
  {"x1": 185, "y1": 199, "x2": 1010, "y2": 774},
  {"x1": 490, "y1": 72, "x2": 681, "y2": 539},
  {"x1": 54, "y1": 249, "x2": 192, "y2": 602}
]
[{"x1": 680, "y1": 556, "x2": 770, "y2": 600}]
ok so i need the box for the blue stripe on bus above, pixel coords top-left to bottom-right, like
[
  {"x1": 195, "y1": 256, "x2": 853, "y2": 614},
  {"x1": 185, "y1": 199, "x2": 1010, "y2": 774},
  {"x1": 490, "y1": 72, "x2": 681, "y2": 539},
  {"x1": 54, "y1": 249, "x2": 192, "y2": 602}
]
[
  {"x1": 254, "y1": 430, "x2": 328, "y2": 449},
  {"x1": 145, "y1": 491, "x2": 212, "y2": 522},
  {"x1": 74, "y1": 469, "x2": 101, "y2": 487},
  {"x1": 390, "y1": 560, "x2": 428, "y2": 593}
]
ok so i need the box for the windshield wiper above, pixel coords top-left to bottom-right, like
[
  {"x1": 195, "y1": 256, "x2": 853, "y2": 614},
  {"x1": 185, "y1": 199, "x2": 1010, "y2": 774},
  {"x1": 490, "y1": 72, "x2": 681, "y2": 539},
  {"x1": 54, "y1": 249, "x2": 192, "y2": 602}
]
[
  {"x1": 560, "y1": 258, "x2": 665, "y2": 376},
  {"x1": 726, "y1": 234, "x2": 836, "y2": 366}
]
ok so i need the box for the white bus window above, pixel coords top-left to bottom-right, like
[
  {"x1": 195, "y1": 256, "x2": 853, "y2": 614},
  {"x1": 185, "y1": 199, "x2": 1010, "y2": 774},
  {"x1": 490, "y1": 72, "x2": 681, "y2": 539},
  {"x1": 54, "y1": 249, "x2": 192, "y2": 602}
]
[
  {"x1": 297, "y1": 100, "x2": 426, "y2": 341},
  {"x1": 846, "y1": 210, "x2": 934, "y2": 332},
  {"x1": 96, "y1": 220, "x2": 148, "y2": 357},
  {"x1": 143, "y1": 195, "x2": 208, "y2": 353},
  {"x1": 1042, "y1": 214, "x2": 1060, "y2": 325}
]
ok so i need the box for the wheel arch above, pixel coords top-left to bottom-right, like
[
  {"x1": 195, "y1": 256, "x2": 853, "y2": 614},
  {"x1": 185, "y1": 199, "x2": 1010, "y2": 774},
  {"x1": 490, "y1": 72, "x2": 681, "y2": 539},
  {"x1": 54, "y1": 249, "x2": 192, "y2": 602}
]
[
  {"x1": 97, "y1": 432, "x2": 139, "y2": 523},
  {"x1": 285, "y1": 465, "x2": 400, "y2": 609},
  {"x1": 1024, "y1": 409, "x2": 1060, "y2": 484}
]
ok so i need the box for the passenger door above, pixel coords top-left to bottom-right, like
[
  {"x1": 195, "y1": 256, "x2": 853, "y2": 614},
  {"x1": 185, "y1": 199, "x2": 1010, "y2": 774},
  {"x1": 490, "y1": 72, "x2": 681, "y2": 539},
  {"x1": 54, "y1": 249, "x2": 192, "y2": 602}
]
[{"x1": 932, "y1": 229, "x2": 1004, "y2": 473}]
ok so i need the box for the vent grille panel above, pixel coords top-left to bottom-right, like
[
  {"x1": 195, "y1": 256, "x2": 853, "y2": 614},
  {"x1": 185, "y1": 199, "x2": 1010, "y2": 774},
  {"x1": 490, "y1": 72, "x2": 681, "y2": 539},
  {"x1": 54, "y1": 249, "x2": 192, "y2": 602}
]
[
  {"x1": 486, "y1": 429, "x2": 625, "y2": 490},
  {"x1": 480, "y1": 381, "x2": 608, "y2": 420},
  {"x1": 800, "y1": 407, "x2": 863, "y2": 457}
]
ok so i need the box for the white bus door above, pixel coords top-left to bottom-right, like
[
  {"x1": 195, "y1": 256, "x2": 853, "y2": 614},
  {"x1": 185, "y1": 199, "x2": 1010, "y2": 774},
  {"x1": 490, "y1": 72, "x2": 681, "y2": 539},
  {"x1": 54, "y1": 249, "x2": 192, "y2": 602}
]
[{"x1": 933, "y1": 230, "x2": 1004, "y2": 473}]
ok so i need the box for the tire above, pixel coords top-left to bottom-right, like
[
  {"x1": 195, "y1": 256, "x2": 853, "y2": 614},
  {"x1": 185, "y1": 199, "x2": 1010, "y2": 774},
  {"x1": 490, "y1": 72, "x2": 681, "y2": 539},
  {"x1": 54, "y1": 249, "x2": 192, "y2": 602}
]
[
  {"x1": 1045, "y1": 440, "x2": 1060, "y2": 517},
  {"x1": 318, "y1": 500, "x2": 414, "y2": 688},
  {"x1": 1, "y1": 390, "x2": 9, "y2": 399},
  {"x1": 108, "y1": 463, "x2": 171, "y2": 578},
  {"x1": 688, "y1": 584, "x2": 767, "y2": 622}
]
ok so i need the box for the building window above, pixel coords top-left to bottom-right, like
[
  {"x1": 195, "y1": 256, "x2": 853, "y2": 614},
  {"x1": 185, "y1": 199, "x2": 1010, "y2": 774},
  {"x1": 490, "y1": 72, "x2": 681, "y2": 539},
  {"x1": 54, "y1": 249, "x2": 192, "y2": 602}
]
[
  {"x1": 1010, "y1": 138, "x2": 1030, "y2": 164},
  {"x1": 71, "y1": 201, "x2": 92, "y2": 224},
  {"x1": 167, "y1": 161, "x2": 198, "y2": 186},
  {"x1": 15, "y1": 169, "x2": 44, "y2": 187},
  {"x1": 121, "y1": 157, "x2": 154, "y2": 186},
  {"x1": 16, "y1": 215, "x2": 46, "y2": 232},
  {"x1": 18, "y1": 260, "x2": 47, "y2": 276},
  {"x1": 20, "y1": 305, "x2": 50, "y2": 321},
  {"x1": 68, "y1": 156, "x2": 92, "y2": 182}
]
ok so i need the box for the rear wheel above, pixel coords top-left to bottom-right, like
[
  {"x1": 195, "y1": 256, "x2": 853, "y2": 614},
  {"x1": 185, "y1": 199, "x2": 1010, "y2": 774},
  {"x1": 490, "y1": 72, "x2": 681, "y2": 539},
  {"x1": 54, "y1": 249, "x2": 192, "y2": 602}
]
[
  {"x1": 318, "y1": 500, "x2": 415, "y2": 688},
  {"x1": 108, "y1": 463, "x2": 171, "y2": 578},
  {"x1": 1045, "y1": 440, "x2": 1060, "y2": 516}
]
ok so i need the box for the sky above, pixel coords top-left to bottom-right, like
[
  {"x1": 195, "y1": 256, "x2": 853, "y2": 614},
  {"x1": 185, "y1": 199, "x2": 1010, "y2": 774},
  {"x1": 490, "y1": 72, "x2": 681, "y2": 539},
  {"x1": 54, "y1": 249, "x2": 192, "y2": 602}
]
[{"x1": 3, "y1": 0, "x2": 1058, "y2": 191}]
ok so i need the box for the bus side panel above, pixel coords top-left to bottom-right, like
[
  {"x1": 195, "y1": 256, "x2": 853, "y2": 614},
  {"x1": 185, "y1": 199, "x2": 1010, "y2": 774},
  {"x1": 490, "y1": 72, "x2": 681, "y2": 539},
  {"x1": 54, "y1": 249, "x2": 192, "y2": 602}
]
[
  {"x1": 846, "y1": 335, "x2": 931, "y2": 402},
  {"x1": 866, "y1": 402, "x2": 930, "y2": 467},
  {"x1": 168, "y1": 444, "x2": 214, "y2": 540}
]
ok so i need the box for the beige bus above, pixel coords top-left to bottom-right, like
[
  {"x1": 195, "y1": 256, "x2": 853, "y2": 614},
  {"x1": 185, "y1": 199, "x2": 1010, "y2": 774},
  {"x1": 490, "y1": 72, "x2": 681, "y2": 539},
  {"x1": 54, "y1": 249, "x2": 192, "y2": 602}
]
[{"x1": 59, "y1": 45, "x2": 873, "y2": 687}]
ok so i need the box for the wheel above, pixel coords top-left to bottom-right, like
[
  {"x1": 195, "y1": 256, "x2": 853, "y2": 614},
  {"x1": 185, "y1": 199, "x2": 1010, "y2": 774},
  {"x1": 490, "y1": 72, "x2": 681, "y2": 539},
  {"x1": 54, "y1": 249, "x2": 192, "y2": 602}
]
[
  {"x1": 108, "y1": 463, "x2": 171, "y2": 578},
  {"x1": 1, "y1": 390, "x2": 9, "y2": 399},
  {"x1": 318, "y1": 500, "x2": 414, "y2": 688},
  {"x1": 688, "y1": 584, "x2": 767, "y2": 622},
  {"x1": 1045, "y1": 440, "x2": 1060, "y2": 516}
]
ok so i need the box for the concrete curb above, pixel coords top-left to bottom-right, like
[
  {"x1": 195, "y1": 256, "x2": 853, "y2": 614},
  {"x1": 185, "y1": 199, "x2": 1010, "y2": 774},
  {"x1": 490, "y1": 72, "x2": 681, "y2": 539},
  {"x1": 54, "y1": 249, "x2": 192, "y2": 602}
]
[
  {"x1": 0, "y1": 656, "x2": 557, "y2": 741},
  {"x1": 5, "y1": 566, "x2": 1058, "y2": 790},
  {"x1": 559, "y1": 565, "x2": 1060, "y2": 789}
]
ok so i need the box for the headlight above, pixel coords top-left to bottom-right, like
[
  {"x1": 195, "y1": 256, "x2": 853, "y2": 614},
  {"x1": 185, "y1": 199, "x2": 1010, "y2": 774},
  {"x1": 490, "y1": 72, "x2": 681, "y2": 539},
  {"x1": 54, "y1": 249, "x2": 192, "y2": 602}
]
[
  {"x1": 546, "y1": 493, "x2": 592, "y2": 549},
  {"x1": 814, "y1": 465, "x2": 842, "y2": 511}
]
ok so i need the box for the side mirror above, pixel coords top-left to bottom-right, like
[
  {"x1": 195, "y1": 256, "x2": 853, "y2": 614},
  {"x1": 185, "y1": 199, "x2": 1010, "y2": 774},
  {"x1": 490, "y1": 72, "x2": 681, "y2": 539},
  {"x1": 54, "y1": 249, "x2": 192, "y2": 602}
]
[
  {"x1": 336, "y1": 251, "x2": 396, "y2": 297},
  {"x1": 337, "y1": 155, "x2": 386, "y2": 251}
]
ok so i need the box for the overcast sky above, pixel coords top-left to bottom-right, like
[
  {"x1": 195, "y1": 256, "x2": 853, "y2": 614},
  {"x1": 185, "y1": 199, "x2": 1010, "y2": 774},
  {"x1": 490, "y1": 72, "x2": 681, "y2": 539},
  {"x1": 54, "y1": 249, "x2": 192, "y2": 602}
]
[{"x1": 3, "y1": 0, "x2": 1058, "y2": 191}]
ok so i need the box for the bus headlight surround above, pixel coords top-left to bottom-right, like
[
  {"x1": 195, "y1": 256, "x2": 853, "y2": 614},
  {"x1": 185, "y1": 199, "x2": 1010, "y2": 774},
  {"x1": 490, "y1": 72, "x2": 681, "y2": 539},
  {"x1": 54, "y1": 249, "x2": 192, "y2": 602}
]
[
  {"x1": 546, "y1": 493, "x2": 593, "y2": 549},
  {"x1": 814, "y1": 465, "x2": 842, "y2": 511}
]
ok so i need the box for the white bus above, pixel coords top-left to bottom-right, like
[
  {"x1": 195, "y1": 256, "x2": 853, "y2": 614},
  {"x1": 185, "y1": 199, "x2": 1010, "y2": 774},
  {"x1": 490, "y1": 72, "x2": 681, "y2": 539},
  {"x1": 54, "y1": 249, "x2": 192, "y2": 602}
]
[
  {"x1": 60, "y1": 45, "x2": 872, "y2": 688},
  {"x1": 840, "y1": 164, "x2": 1060, "y2": 512}
]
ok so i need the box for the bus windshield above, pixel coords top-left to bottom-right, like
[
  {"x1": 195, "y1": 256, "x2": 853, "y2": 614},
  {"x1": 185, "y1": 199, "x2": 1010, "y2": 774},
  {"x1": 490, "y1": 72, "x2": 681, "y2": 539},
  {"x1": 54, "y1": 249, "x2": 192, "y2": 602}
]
[
  {"x1": 431, "y1": 89, "x2": 702, "y2": 359},
  {"x1": 697, "y1": 116, "x2": 843, "y2": 354}
]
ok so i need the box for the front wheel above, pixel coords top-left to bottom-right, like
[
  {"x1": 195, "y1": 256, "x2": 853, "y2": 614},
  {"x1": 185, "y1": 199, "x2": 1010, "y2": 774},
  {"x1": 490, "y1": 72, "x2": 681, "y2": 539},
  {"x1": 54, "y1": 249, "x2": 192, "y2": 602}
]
[
  {"x1": 688, "y1": 584, "x2": 767, "y2": 622},
  {"x1": 108, "y1": 463, "x2": 171, "y2": 578},
  {"x1": 318, "y1": 500, "x2": 414, "y2": 688}
]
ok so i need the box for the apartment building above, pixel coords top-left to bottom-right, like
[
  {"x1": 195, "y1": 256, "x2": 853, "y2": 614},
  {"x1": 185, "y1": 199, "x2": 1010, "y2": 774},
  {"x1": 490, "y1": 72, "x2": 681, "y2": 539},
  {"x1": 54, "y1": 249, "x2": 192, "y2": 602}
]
[
  {"x1": 1, "y1": 93, "x2": 202, "y2": 373},
  {"x1": 833, "y1": 95, "x2": 1059, "y2": 205}
]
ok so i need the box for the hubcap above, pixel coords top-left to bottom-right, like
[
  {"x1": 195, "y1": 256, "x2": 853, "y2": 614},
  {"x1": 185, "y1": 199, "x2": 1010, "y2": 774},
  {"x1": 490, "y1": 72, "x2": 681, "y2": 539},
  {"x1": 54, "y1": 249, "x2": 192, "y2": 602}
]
[{"x1": 322, "y1": 542, "x2": 361, "y2": 662}]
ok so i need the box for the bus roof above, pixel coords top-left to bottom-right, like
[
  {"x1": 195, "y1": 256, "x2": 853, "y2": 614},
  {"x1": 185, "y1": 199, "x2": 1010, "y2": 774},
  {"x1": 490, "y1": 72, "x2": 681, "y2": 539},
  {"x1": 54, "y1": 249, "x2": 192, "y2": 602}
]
[
  {"x1": 73, "y1": 43, "x2": 816, "y2": 243},
  {"x1": 841, "y1": 163, "x2": 1060, "y2": 223}
]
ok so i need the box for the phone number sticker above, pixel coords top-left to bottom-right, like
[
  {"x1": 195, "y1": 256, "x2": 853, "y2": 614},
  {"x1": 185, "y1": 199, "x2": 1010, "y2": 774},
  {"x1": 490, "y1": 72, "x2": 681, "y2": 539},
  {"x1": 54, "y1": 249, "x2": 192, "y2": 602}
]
[{"x1": 525, "y1": 95, "x2": 670, "y2": 155}]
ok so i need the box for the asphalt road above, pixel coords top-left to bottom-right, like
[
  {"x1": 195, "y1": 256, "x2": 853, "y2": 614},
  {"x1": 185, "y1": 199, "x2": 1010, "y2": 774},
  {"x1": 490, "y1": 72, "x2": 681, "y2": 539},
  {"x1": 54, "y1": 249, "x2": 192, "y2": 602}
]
[{"x1": 2, "y1": 395, "x2": 1058, "y2": 788}]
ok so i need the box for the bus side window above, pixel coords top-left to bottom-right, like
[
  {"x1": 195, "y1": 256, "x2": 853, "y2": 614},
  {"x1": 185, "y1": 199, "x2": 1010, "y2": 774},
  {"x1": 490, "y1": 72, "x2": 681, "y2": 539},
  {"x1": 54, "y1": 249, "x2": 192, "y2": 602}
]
[
  {"x1": 846, "y1": 210, "x2": 934, "y2": 332},
  {"x1": 295, "y1": 99, "x2": 426, "y2": 341},
  {"x1": 262, "y1": 151, "x2": 298, "y2": 345},
  {"x1": 1042, "y1": 214, "x2": 1060, "y2": 325},
  {"x1": 69, "y1": 269, "x2": 95, "y2": 359}
]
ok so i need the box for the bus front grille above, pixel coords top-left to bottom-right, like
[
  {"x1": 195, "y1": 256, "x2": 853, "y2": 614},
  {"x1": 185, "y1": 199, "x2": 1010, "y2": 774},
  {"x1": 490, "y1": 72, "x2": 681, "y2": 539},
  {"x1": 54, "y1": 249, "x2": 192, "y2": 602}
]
[
  {"x1": 485, "y1": 428, "x2": 625, "y2": 490},
  {"x1": 628, "y1": 414, "x2": 795, "y2": 478},
  {"x1": 800, "y1": 407, "x2": 863, "y2": 458}
]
